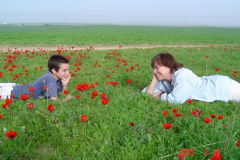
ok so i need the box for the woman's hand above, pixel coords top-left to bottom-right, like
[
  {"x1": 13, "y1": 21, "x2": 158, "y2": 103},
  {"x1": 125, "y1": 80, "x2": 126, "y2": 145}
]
[{"x1": 153, "y1": 91, "x2": 164, "y2": 100}]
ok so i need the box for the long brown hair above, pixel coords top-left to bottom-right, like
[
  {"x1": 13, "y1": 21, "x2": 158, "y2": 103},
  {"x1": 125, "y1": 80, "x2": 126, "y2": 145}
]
[{"x1": 151, "y1": 52, "x2": 183, "y2": 73}]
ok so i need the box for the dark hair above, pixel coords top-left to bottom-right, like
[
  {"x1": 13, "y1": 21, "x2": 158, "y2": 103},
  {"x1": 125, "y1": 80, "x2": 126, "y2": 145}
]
[
  {"x1": 48, "y1": 54, "x2": 69, "y2": 73},
  {"x1": 151, "y1": 52, "x2": 183, "y2": 73}
]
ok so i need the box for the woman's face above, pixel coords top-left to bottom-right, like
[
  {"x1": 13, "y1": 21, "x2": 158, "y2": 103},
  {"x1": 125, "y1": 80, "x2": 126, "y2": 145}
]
[{"x1": 152, "y1": 62, "x2": 172, "y2": 82}]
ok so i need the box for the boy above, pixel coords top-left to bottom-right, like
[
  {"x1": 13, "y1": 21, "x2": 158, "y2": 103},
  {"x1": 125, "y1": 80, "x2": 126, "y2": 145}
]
[{"x1": 0, "y1": 54, "x2": 71, "y2": 100}]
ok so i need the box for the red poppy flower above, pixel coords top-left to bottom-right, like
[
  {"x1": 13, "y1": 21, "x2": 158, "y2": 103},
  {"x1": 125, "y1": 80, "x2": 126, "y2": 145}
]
[
  {"x1": 11, "y1": 94, "x2": 15, "y2": 98},
  {"x1": 215, "y1": 68, "x2": 219, "y2": 72},
  {"x1": 234, "y1": 71, "x2": 238, "y2": 74},
  {"x1": 81, "y1": 115, "x2": 87, "y2": 122},
  {"x1": 174, "y1": 113, "x2": 182, "y2": 117},
  {"x1": 29, "y1": 87, "x2": 34, "y2": 92},
  {"x1": 188, "y1": 99, "x2": 193, "y2": 103},
  {"x1": 92, "y1": 91, "x2": 99, "y2": 97},
  {"x1": 210, "y1": 114, "x2": 216, "y2": 119},
  {"x1": 95, "y1": 82, "x2": 98, "y2": 85},
  {"x1": 0, "y1": 114, "x2": 2, "y2": 119},
  {"x1": 205, "y1": 56, "x2": 209, "y2": 58},
  {"x1": 56, "y1": 120, "x2": 59, "y2": 123},
  {"x1": 172, "y1": 108, "x2": 177, "y2": 113},
  {"x1": 101, "y1": 99, "x2": 109, "y2": 105},
  {"x1": 5, "y1": 98, "x2": 12, "y2": 105},
  {"x1": 42, "y1": 86, "x2": 47, "y2": 90},
  {"x1": 223, "y1": 124, "x2": 227, "y2": 127},
  {"x1": 163, "y1": 123, "x2": 172, "y2": 129},
  {"x1": 28, "y1": 103, "x2": 34, "y2": 109},
  {"x1": 178, "y1": 153, "x2": 185, "y2": 160},
  {"x1": 126, "y1": 69, "x2": 129, "y2": 72},
  {"x1": 106, "y1": 74, "x2": 110, "y2": 78},
  {"x1": 127, "y1": 80, "x2": 131, "y2": 83},
  {"x1": 90, "y1": 84, "x2": 95, "y2": 88},
  {"x1": 47, "y1": 104, "x2": 54, "y2": 112},
  {"x1": 210, "y1": 151, "x2": 222, "y2": 160},
  {"x1": 218, "y1": 115, "x2": 224, "y2": 120},
  {"x1": 237, "y1": 141, "x2": 240, "y2": 147},
  {"x1": 129, "y1": 122, "x2": 134, "y2": 127},
  {"x1": 192, "y1": 109, "x2": 201, "y2": 116},
  {"x1": 204, "y1": 117, "x2": 211, "y2": 123},
  {"x1": 6, "y1": 130, "x2": 17, "y2": 139},
  {"x1": 63, "y1": 90, "x2": 68, "y2": 94},
  {"x1": 163, "y1": 111, "x2": 168, "y2": 116},
  {"x1": 76, "y1": 95, "x2": 80, "y2": 98},
  {"x1": 20, "y1": 94, "x2": 29, "y2": 101}
]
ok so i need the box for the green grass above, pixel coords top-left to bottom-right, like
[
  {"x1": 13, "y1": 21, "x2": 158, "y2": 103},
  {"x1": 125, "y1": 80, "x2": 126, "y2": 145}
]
[
  {"x1": 0, "y1": 45, "x2": 240, "y2": 159},
  {"x1": 1, "y1": 25, "x2": 240, "y2": 46}
]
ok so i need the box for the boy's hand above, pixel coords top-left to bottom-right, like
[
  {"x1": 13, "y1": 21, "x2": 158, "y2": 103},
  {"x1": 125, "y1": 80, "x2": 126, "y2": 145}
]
[{"x1": 61, "y1": 74, "x2": 70, "y2": 86}]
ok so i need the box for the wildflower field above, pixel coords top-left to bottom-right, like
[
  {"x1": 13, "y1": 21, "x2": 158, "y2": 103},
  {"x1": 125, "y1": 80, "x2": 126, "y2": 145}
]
[{"x1": 0, "y1": 25, "x2": 240, "y2": 159}]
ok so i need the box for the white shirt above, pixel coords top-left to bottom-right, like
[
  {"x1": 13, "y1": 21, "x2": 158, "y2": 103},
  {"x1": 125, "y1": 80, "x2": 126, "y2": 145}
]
[{"x1": 142, "y1": 68, "x2": 232, "y2": 104}]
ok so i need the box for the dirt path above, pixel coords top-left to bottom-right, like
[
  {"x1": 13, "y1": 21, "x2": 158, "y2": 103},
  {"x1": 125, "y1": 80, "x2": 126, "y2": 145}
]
[{"x1": 0, "y1": 44, "x2": 229, "y2": 52}]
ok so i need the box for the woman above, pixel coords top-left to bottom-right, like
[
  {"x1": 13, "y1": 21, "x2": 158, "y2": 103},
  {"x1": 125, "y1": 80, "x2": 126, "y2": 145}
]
[{"x1": 142, "y1": 52, "x2": 240, "y2": 104}]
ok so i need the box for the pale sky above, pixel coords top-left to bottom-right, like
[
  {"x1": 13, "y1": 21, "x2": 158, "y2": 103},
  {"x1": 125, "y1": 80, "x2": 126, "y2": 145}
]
[{"x1": 1, "y1": 0, "x2": 240, "y2": 27}]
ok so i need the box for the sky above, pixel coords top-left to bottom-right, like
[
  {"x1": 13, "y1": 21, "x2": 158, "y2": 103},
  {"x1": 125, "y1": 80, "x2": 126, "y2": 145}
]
[{"x1": 1, "y1": 0, "x2": 240, "y2": 27}]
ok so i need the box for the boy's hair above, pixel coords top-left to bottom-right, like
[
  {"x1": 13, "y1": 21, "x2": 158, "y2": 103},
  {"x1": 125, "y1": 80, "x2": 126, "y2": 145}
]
[
  {"x1": 48, "y1": 54, "x2": 69, "y2": 73},
  {"x1": 151, "y1": 52, "x2": 183, "y2": 74}
]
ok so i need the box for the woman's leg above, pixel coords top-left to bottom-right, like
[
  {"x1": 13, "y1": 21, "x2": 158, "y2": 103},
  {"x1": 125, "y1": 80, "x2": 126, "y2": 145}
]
[
  {"x1": 227, "y1": 80, "x2": 240, "y2": 102},
  {"x1": 0, "y1": 83, "x2": 17, "y2": 99}
]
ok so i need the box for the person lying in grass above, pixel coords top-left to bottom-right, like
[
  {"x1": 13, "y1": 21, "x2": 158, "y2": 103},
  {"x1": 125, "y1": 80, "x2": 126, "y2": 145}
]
[
  {"x1": 142, "y1": 52, "x2": 240, "y2": 104},
  {"x1": 0, "y1": 54, "x2": 72, "y2": 101}
]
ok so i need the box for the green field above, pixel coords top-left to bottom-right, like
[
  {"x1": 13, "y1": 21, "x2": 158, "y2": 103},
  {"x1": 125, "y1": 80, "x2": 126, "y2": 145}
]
[
  {"x1": 1, "y1": 24, "x2": 240, "y2": 46},
  {"x1": 0, "y1": 25, "x2": 240, "y2": 159}
]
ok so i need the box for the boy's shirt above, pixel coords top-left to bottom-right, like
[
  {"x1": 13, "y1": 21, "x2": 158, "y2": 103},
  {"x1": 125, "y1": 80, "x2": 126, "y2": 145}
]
[{"x1": 12, "y1": 71, "x2": 62, "y2": 99}]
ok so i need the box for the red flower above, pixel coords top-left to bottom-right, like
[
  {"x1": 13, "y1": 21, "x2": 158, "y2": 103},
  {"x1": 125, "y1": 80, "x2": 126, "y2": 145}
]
[
  {"x1": 101, "y1": 93, "x2": 109, "y2": 100},
  {"x1": 218, "y1": 115, "x2": 224, "y2": 120},
  {"x1": 92, "y1": 91, "x2": 99, "y2": 97},
  {"x1": 127, "y1": 80, "x2": 131, "y2": 83},
  {"x1": 163, "y1": 123, "x2": 172, "y2": 129},
  {"x1": 192, "y1": 109, "x2": 201, "y2": 116},
  {"x1": 42, "y1": 86, "x2": 47, "y2": 90},
  {"x1": 20, "y1": 94, "x2": 29, "y2": 101},
  {"x1": 223, "y1": 124, "x2": 227, "y2": 127},
  {"x1": 11, "y1": 94, "x2": 15, "y2": 98},
  {"x1": 205, "y1": 56, "x2": 209, "y2": 58},
  {"x1": 76, "y1": 95, "x2": 80, "y2": 98},
  {"x1": 0, "y1": 114, "x2": 2, "y2": 119},
  {"x1": 237, "y1": 141, "x2": 240, "y2": 147},
  {"x1": 204, "y1": 117, "x2": 211, "y2": 123},
  {"x1": 210, "y1": 114, "x2": 216, "y2": 119},
  {"x1": 5, "y1": 98, "x2": 12, "y2": 104},
  {"x1": 129, "y1": 122, "x2": 134, "y2": 127},
  {"x1": 47, "y1": 104, "x2": 54, "y2": 112},
  {"x1": 174, "y1": 113, "x2": 182, "y2": 117},
  {"x1": 63, "y1": 90, "x2": 68, "y2": 94},
  {"x1": 29, "y1": 87, "x2": 34, "y2": 92},
  {"x1": 188, "y1": 99, "x2": 193, "y2": 103},
  {"x1": 163, "y1": 111, "x2": 168, "y2": 116},
  {"x1": 6, "y1": 130, "x2": 17, "y2": 139},
  {"x1": 215, "y1": 68, "x2": 219, "y2": 72},
  {"x1": 81, "y1": 115, "x2": 87, "y2": 122},
  {"x1": 178, "y1": 153, "x2": 185, "y2": 160},
  {"x1": 172, "y1": 108, "x2": 177, "y2": 113},
  {"x1": 210, "y1": 151, "x2": 222, "y2": 160},
  {"x1": 106, "y1": 74, "x2": 110, "y2": 78},
  {"x1": 28, "y1": 103, "x2": 34, "y2": 109},
  {"x1": 101, "y1": 99, "x2": 109, "y2": 105},
  {"x1": 234, "y1": 71, "x2": 238, "y2": 74}
]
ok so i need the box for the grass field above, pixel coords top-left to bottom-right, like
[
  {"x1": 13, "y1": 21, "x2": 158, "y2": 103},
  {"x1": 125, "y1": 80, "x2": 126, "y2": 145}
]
[
  {"x1": 0, "y1": 25, "x2": 240, "y2": 159},
  {"x1": 1, "y1": 24, "x2": 240, "y2": 46}
]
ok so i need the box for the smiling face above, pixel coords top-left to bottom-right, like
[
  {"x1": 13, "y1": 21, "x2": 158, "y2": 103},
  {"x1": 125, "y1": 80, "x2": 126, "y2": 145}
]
[
  {"x1": 152, "y1": 62, "x2": 172, "y2": 82},
  {"x1": 52, "y1": 63, "x2": 70, "y2": 81}
]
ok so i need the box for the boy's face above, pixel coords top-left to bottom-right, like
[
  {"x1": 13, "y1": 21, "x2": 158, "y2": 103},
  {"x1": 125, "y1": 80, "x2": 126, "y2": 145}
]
[{"x1": 52, "y1": 63, "x2": 70, "y2": 81}]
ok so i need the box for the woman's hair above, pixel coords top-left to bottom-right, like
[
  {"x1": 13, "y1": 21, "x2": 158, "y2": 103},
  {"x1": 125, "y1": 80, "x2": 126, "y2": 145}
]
[
  {"x1": 151, "y1": 52, "x2": 183, "y2": 73},
  {"x1": 48, "y1": 54, "x2": 69, "y2": 73}
]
